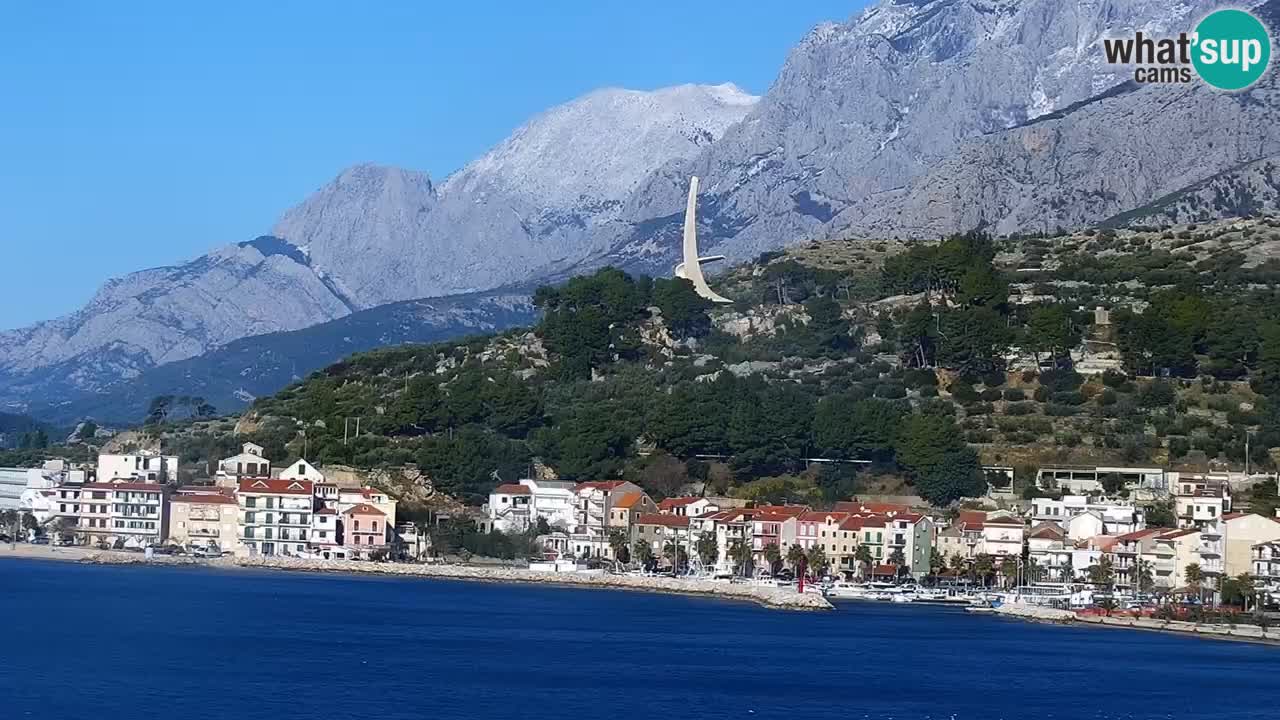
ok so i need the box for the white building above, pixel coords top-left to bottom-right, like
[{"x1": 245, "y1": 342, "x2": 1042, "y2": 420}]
[
  {"x1": 77, "y1": 481, "x2": 170, "y2": 549},
  {"x1": 98, "y1": 452, "x2": 179, "y2": 484},
  {"x1": 1027, "y1": 524, "x2": 1070, "y2": 582},
  {"x1": 1066, "y1": 511, "x2": 1105, "y2": 543},
  {"x1": 237, "y1": 478, "x2": 314, "y2": 557},
  {"x1": 981, "y1": 511, "x2": 1025, "y2": 558},
  {"x1": 215, "y1": 442, "x2": 271, "y2": 486},
  {"x1": 1173, "y1": 476, "x2": 1232, "y2": 530},
  {"x1": 309, "y1": 507, "x2": 340, "y2": 553},
  {"x1": 1037, "y1": 465, "x2": 1167, "y2": 494},
  {"x1": 488, "y1": 483, "x2": 532, "y2": 532},
  {"x1": 1032, "y1": 495, "x2": 1143, "y2": 536},
  {"x1": 279, "y1": 458, "x2": 326, "y2": 484},
  {"x1": 1253, "y1": 540, "x2": 1280, "y2": 603}
]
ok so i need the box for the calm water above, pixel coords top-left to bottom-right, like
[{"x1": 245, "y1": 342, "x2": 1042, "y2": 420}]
[{"x1": 1, "y1": 559, "x2": 1278, "y2": 719}]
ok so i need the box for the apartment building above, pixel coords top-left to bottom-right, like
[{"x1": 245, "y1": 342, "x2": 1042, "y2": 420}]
[
  {"x1": 310, "y1": 507, "x2": 341, "y2": 555},
  {"x1": 572, "y1": 480, "x2": 643, "y2": 558},
  {"x1": 1173, "y1": 476, "x2": 1232, "y2": 530},
  {"x1": 488, "y1": 483, "x2": 532, "y2": 532},
  {"x1": 486, "y1": 477, "x2": 578, "y2": 534},
  {"x1": 1027, "y1": 523, "x2": 1070, "y2": 581},
  {"x1": 1110, "y1": 528, "x2": 1165, "y2": 591},
  {"x1": 77, "y1": 481, "x2": 170, "y2": 549},
  {"x1": 237, "y1": 478, "x2": 314, "y2": 557},
  {"x1": 1252, "y1": 540, "x2": 1280, "y2": 602},
  {"x1": 1036, "y1": 465, "x2": 1166, "y2": 494},
  {"x1": 1152, "y1": 528, "x2": 1201, "y2": 591},
  {"x1": 981, "y1": 511, "x2": 1025, "y2": 558},
  {"x1": 169, "y1": 488, "x2": 238, "y2": 551},
  {"x1": 633, "y1": 513, "x2": 692, "y2": 566}
]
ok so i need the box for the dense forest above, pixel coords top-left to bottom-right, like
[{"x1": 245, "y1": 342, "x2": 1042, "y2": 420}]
[{"x1": 159, "y1": 217, "x2": 1280, "y2": 509}]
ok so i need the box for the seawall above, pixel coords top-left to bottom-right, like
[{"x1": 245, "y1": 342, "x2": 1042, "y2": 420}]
[
  {"x1": 61, "y1": 549, "x2": 832, "y2": 611},
  {"x1": 969, "y1": 602, "x2": 1280, "y2": 645}
]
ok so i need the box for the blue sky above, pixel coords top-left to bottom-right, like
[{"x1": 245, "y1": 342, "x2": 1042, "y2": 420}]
[{"x1": 0, "y1": 1, "x2": 866, "y2": 330}]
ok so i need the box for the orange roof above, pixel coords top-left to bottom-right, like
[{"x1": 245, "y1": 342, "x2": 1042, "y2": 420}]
[
  {"x1": 238, "y1": 478, "x2": 313, "y2": 495},
  {"x1": 614, "y1": 492, "x2": 645, "y2": 509},
  {"x1": 799, "y1": 510, "x2": 850, "y2": 523},
  {"x1": 575, "y1": 481, "x2": 628, "y2": 492},
  {"x1": 658, "y1": 497, "x2": 702, "y2": 510},
  {"x1": 343, "y1": 503, "x2": 385, "y2": 517},
  {"x1": 635, "y1": 513, "x2": 689, "y2": 528},
  {"x1": 1028, "y1": 524, "x2": 1065, "y2": 540},
  {"x1": 838, "y1": 516, "x2": 867, "y2": 531},
  {"x1": 493, "y1": 483, "x2": 531, "y2": 495},
  {"x1": 753, "y1": 505, "x2": 808, "y2": 518}
]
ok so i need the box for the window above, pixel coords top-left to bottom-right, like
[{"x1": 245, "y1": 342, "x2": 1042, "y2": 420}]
[
  {"x1": 245, "y1": 497, "x2": 257, "y2": 508},
  {"x1": 354, "y1": 519, "x2": 360, "y2": 531}
]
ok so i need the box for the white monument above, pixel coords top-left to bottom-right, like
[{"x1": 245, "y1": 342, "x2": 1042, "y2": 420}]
[{"x1": 674, "y1": 176, "x2": 732, "y2": 303}]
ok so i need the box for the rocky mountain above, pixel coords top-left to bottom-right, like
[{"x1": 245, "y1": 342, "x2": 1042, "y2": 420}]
[
  {"x1": 6, "y1": 0, "x2": 1280, "y2": 423},
  {"x1": 602, "y1": 0, "x2": 1232, "y2": 270},
  {"x1": 271, "y1": 84, "x2": 759, "y2": 309},
  {"x1": 0, "y1": 84, "x2": 757, "y2": 414},
  {"x1": 32, "y1": 291, "x2": 534, "y2": 425}
]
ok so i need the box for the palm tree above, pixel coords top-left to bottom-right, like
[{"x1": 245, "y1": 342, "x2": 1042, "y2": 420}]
[
  {"x1": 974, "y1": 554, "x2": 996, "y2": 587},
  {"x1": 632, "y1": 540, "x2": 654, "y2": 569},
  {"x1": 806, "y1": 545, "x2": 828, "y2": 579},
  {"x1": 763, "y1": 542, "x2": 782, "y2": 575},
  {"x1": 1136, "y1": 558, "x2": 1155, "y2": 595},
  {"x1": 728, "y1": 538, "x2": 751, "y2": 577},
  {"x1": 786, "y1": 544, "x2": 806, "y2": 573},
  {"x1": 608, "y1": 529, "x2": 630, "y2": 567},
  {"x1": 695, "y1": 531, "x2": 718, "y2": 570},
  {"x1": 1000, "y1": 557, "x2": 1018, "y2": 589},
  {"x1": 855, "y1": 545, "x2": 874, "y2": 580},
  {"x1": 662, "y1": 540, "x2": 686, "y2": 572},
  {"x1": 1061, "y1": 554, "x2": 1075, "y2": 583},
  {"x1": 1185, "y1": 563, "x2": 1203, "y2": 603}
]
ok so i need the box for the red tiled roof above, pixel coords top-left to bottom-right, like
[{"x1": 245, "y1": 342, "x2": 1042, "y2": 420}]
[
  {"x1": 753, "y1": 505, "x2": 809, "y2": 517},
  {"x1": 870, "y1": 564, "x2": 898, "y2": 576},
  {"x1": 316, "y1": 507, "x2": 337, "y2": 515},
  {"x1": 343, "y1": 503, "x2": 385, "y2": 517},
  {"x1": 635, "y1": 513, "x2": 690, "y2": 528},
  {"x1": 859, "y1": 517, "x2": 887, "y2": 529},
  {"x1": 237, "y1": 478, "x2": 313, "y2": 495},
  {"x1": 1028, "y1": 524, "x2": 1065, "y2": 540},
  {"x1": 659, "y1": 497, "x2": 701, "y2": 510},
  {"x1": 799, "y1": 510, "x2": 850, "y2": 523},
  {"x1": 493, "y1": 483, "x2": 531, "y2": 495},
  {"x1": 838, "y1": 517, "x2": 866, "y2": 531},
  {"x1": 614, "y1": 492, "x2": 645, "y2": 510}
]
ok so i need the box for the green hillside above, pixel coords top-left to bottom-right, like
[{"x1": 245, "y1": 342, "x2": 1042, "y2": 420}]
[{"x1": 164, "y1": 217, "x2": 1280, "y2": 507}]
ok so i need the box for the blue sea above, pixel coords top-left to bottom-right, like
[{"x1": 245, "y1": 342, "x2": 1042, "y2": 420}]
[{"x1": 1, "y1": 558, "x2": 1277, "y2": 719}]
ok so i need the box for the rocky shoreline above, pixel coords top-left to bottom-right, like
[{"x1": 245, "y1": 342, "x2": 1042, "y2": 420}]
[
  {"x1": 45, "y1": 549, "x2": 832, "y2": 611},
  {"x1": 969, "y1": 603, "x2": 1280, "y2": 645}
]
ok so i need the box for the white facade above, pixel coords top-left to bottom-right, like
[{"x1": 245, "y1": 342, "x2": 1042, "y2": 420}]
[
  {"x1": 981, "y1": 512, "x2": 1025, "y2": 557},
  {"x1": 216, "y1": 442, "x2": 271, "y2": 484},
  {"x1": 310, "y1": 509, "x2": 340, "y2": 549},
  {"x1": 1033, "y1": 496, "x2": 1142, "y2": 535},
  {"x1": 97, "y1": 453, "x2": 179, "y2": 484},
  {"x1": 1066, "y1": 511, "x2": 1105, "y2": 542},
  {"x1": 237, "y1": 478, "x2": 314, "y2": 557}
]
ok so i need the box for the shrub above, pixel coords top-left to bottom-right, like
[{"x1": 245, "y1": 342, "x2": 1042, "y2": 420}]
[
  {"x1": 1020, "y1": 370, "x2": 1039, "y2": 383},
  {"x1": 1168, "y1": 436, "x2": 1191, "y2": 459},
  {"x1": 875, "y1": 383, "x2": 907, "y2": 399},
  {"x1": 1051, "y1": 391, "x2": 1086, "y2": 406},
  {"x1": 1102, "y1": 369, "x2": 1129, "y2": 389},
  {"x1": 1056, "y1": 432, "x2": 1083, "y2": 447},
  {"x1": 1040, "y1": 369, "x2": 1084, "y2": 393},
  {"x1": 951, "y1": 383, "x2": 979, "y2": 402},
  {"x1": 1005, "y1": 402, "x2": 1034, "y2": 416},
  {"x1": 903, "y1": 368, "x2": 938, "y2": 388},
  {"x1": 981, "y1": 370, "x2": 1006, "y2": 388},
  {"x1": 980, "y1": 388, "x2": 1004, "y2": 402},
  {"x1": 967, "y1": 402, "x2": 995, "y2": 416},
  {"x1": 1046, "y1": 403, "x2": 1080, "y2": 417},
  {"x1": 918, "y1": 385, "x2": 938, "y2": 398},
  {"x1": 966, "y1": 430, "x2": 994, "y2": 443},
  {"x1": 1138, "y1": 380, "x2": 1177, "y2": 408},
  {"x1": 1033, "y1": 387, "x2": 1050, "y2": 403},
  {"x1": 1098, "y1": 389, "x2": 1118, "y2": 406},
  {"x1": 1002, "y1": 388, "x2": 1026, "y2": 401}
]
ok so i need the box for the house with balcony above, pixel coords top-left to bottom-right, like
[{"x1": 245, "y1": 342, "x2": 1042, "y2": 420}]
[
  {"x1": 214, "y1": 442, "x2": 271, "y2": 487},
  {"x1": 632, "y1": 513, "x2": 692, "y2": 568},
  {"x1": 1151, "y1": 528, "x2": 1201, "y2": 591},
  {"x1": 697, "y1": 507, "x2": 755, "y2": 575},
  {"x1": 1252, "y1": 540, "x2": 1280, "y2": 603},
  {"x1": 1174, "y1": 477, "x2": 1232, "y2": 530},
  {"x1": 75, "y1": 481, "x2": 169, "y2": 549},
  {"x1": 608, "y1": 491, "x2": 657, "y2": 543},
  {"x1": 1027, "y1": 523, "x2": 1070, "y2": 581},
  {"x1": 749, "y1": 505, "x2": 807, "y2": 568},
  {"x1": 488, "y1": 483, "x2": 532, "y2": 532},
  {"x1": 343, "y1": 503, "x2": 388, "y2": 556},
  {"x1": 572, "y1": 480, "x2": 644, "y2": 558},
  {"x1": 1109, "y1": 528, "x2": 1165, "y2": 591},
  {"x1": 981, "y1": 511, "x2": 1025, "y2": 558},
  {"x1": 169, "y1": 488, "x2": 238, "y2": 552},
  {"x1": 236, "y1": 478, "x2": 314, "y2": 557},
  {"x1": 886, "y1": 513, "x2": 934, "y2": 578}
]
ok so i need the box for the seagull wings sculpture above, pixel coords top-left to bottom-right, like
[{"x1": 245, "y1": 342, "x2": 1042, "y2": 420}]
[{"x1": 673, "y1": 176, "x2": 732, "y2": 304}]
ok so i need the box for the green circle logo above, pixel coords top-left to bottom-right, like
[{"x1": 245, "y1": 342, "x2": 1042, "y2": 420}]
[{"x1": 1192, "y1": 9, "x2": 1272, "y2": 90}]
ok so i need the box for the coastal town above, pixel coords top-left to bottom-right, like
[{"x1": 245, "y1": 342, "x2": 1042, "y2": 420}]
[{"x1": 5, "y1": 444, "x2": 1280, "y2": 613}]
